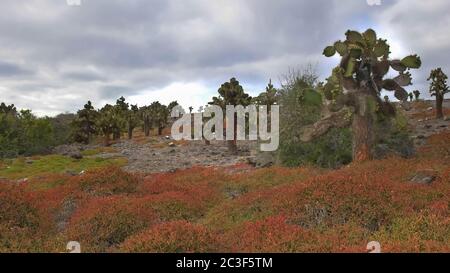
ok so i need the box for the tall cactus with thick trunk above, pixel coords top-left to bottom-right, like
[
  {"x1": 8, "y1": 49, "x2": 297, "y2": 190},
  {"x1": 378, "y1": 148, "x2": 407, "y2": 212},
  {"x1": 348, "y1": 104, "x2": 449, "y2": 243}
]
[
  {"x1": 427, "y1": 68, "x2": 449, "y2": 119},
  {"x1": 303, "y1": 29, "x2": 421, "y2": 162},
  {"x1": 209, "y1": 78, "x2": 252, "y2": 154},
  {"x1": 413, "y1": 90, "x2": 421, "y2": 101}
]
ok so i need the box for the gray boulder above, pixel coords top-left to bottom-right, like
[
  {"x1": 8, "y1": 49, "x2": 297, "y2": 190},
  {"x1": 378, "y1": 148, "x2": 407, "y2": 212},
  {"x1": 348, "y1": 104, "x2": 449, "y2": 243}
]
[{"x1": 410, "y1": 170, "x2": 438, "y2": 185}]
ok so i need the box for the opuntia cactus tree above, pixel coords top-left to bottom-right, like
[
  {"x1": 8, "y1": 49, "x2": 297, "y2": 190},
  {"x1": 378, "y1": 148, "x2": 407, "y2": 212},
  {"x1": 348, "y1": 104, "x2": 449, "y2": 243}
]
[
  {"x1": 427, "y1": 68, "x2": 449, "y2": 119},
  {"x1": 413, "y1": 90, "x2": 421, "y2": 101},
  {"x1": 209, "y1": 78, "x2": 252, "y2": 153},
  {"x1": 97, "y1": 104, "x2": 116, "y2": 146},
  {"x1": 73, "y1": 101, "x2": 98, "y2": 144},
  {"x1": 304, "y1": 29, "x2": 421, "y2": 162},
  {"x1": 149, "y1": 101, "x2": 169, "y2": 135},
  {"x1": 127, "y1": 104, "x2": 140, "y2": 139},
  {"x1": 253, "y1": 79, "x2": 278, "y2": 107},
  {"x1": 139, "y1": 105, "x2": 153, "y2": 137},
  {"x1": 113, "y1": 96, "x2": 129, "y2": 140}
]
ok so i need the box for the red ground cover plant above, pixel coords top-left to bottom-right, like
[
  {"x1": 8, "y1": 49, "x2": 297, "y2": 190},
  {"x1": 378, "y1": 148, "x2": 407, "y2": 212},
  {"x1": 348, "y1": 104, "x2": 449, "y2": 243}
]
[
  {"x1": 221, "y1": 216, "x2": 311, "y2": 253},
  {"x1": 373, "y1": 214, "x2": 450, "y2": 252},
  {"x1": 64, "y1": 195, "x2": 159, "y2": 252},
  {"x1": 119, "y1": 220, "x2": 219, "y2": 253},
  {"x1": 418, "y1": 131, "x2": 450, "y2": 159},
  {"x1": 72, "y1": 167, "x2": 140, "y2": 196},
  {"x1": 140, "y1": 167, "x2": 226, "y2": 221},
  {"x1": 0, "y1": 182, "x2": 55, "y2": 252},
  {"x1": 221, "y1": 216, "x2": 373, "y2": 253},
  {"x1": 0, "y1": 124, "x2": 449, "y2": 252}
]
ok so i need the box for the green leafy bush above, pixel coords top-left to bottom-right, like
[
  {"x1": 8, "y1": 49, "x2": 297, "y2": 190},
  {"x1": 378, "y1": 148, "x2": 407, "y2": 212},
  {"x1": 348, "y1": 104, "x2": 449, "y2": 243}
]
[
  {"x1": 279, "y1": 128, "x2": 352, "y2": 168},
  {"x1": 0, "y1": 108, "x2": 55, "y2": 158},
  {"x1": 277, "y1": 68, "x2": 352, "y2": 168}
]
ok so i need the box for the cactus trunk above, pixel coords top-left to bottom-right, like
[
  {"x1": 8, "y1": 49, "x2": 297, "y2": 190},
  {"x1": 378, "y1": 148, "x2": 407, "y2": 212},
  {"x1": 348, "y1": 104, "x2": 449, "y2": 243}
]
[
  {"x1": 351, "y1": 95, "x2": 374, "y2": 162},
  {"x1": 103, "y1": 134, "x2": 110, "y2": 146},
  {"x1": 144, "y1": 121, "x2": 150, "y2": 136},
  {"x1": 436, "y1": 94, "x2": 444, "y2": 119},
  {"x1": 352, "y1": 112, "x2": 373, "y2": 162},
  {"x1": 128, "y1": 126, "x2": 133, "y2": 139},
  {"x1": 227, "y1": 114, "x2": 238, "y2": 154}
]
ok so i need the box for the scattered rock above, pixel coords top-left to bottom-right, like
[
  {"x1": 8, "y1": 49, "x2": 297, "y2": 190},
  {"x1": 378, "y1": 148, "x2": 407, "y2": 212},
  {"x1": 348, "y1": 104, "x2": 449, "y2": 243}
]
[
  {"x1": 255, "y1": 152, "x2": 276, "y2": 168},
  {"x1": 17, "y1": 178, "x2": 29, "y2": 184},
  {"x1": 55, "y1": 198, "x2": 77, "y2": 232},
  {"x1": 424, "y1": 124, "x2": 433, "y2": 129},
  {"x1": 165, "y1": 135, "x2": 171, "y2": 140},
  {"x1": 410, "y1": 170, "x2": 438, "y2": 185},
  {"x1": 427, "y1": 107, "x2": 433, "y2": 111},
  {"x1": 373, "y1": 144, "x2": 390, "y2": 159},
  {"x1": 168, "y1": 142, "x2": 176, "y2": 147},
  {"x1": 225, "y1": 190, "x2": 243, "y2": 199},
  {"x1": 66, "y1": 170, "x2": 79, "y2": 176},
  {"x1": 246, "y1": 156, "x2": 257, "y2": 166},
  {"x1": 91, "y1": 137, "x2": 254, "y2": 174},
  {"x1": 417, "y1": 135, "x2": 426, "y2": 140},
  {"x1": 25, "y1": 159, "x2": 34, "y2": 164},
  {"x1": 70, "y1": 152, "x2": 83, "y2": 160},
  {"x1": 53, "y1": 144, "x2": 83, "y2": 156}
]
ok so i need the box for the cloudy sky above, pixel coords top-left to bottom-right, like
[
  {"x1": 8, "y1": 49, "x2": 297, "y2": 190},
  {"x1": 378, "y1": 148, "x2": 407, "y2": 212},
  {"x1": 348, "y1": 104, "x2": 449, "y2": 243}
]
[{"x1": 0, "y1": 0, "x2": 449, "y2": 116}]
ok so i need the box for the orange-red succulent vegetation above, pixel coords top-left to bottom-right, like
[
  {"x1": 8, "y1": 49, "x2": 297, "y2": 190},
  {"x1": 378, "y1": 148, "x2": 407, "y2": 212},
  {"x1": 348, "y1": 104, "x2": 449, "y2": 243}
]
[
  {"x1": 64, "y1": 196, "x2": 159, "y2": 252},
  {"x1": 0, "y1": 182, "x2": 56, "y2": 252},
  {"x1": 73, "y1": 167, "x2": 140, "y2": 196},
  {"x1": 119, "y1": 221, "x2": 219, "y2": 253},
  {"x1": 0, "y1": 130, "x2": 449, "y2": 253}
]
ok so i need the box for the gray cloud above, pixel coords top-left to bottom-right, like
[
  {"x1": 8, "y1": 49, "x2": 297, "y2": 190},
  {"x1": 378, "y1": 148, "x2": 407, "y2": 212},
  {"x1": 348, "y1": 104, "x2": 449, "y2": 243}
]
[
  {"x1": 62, "y1": 71, "x2": 106, "y2": 82},
  {"x1": 98, "y1": 85, "x2": 140, "y2": 100},
  {"x1": 0, "y1": 0, "x2": 448, "y2": 115},
  {"x1": 0, "y1": 61, "x2": 33, "y2": 77}
]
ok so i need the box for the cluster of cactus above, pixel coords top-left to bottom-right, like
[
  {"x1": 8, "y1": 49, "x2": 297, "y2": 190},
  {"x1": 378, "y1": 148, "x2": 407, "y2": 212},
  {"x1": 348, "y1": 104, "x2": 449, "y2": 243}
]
[
  {"x1": 253, "y1": 79, "x2": 278, "y2": 106},
  {"x1": 408, "y1": 90, "x2": 421, "y2": 101},
  {"x1": 140, "y1": 101, "x2": 172, "y2": 136},
  {"x1": 310, "y1": 29, "x2": 422, "y2": 162},
  {"x1": 428, "y1": 68, "x2": 449, "y2": 119},
  {"x1": 72, "y1": 97, "x2": 175, "y2": 146},
  {"x1": 0, "y1": 102, "x2": 17, "y2": 115},
  {"x1": 148, "y1": 101, "x2": 170, "y2": 135},
  {"x1": 322, "y1": 29, "x2": 421, "y2": 108}
]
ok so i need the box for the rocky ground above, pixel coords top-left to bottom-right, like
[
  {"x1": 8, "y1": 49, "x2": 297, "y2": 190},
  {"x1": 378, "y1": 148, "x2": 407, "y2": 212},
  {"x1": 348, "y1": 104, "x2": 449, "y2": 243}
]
[
  {"x1": 110, "y1": 139, "x2": 258, "y2": 174},
  {"x1": 53, "y1": 99, "x2": 449, "y2": 175},
  {"x1": 403, "y1": 100, "x2": 450, "y2": 146}
]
